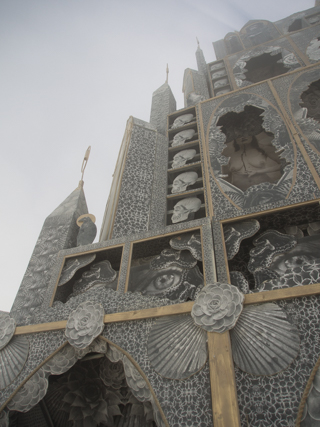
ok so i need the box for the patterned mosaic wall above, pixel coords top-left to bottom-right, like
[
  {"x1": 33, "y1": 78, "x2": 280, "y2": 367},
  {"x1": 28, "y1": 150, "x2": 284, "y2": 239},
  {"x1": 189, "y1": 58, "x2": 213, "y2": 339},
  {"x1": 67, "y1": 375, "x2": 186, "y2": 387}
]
[{"x1": 111, "y1": 123, "x2": 158, "y2": 238}]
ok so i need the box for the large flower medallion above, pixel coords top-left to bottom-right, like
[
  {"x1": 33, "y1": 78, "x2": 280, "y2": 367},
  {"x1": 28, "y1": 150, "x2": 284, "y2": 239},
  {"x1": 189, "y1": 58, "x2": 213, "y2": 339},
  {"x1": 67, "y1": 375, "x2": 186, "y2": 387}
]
[
  {"x1": 191, "y1": 283, "x2": 244, "y2": 333},
  {"x1": 65, "y1": 301, "x2": 105, "y2": 349}
]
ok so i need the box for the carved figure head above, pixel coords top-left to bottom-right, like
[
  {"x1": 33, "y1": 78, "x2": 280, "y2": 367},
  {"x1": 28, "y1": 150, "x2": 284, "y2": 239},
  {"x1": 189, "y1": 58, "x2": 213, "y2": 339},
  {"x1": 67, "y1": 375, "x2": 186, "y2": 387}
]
[
  {"x1": 171, "y1": 113, "x2": 194, "y2": 129},
  {"x1": 171, "y1": 171, "x2": 198, "y2": 194},
  {"x1": 172, "y1": 149, "x2": 196, "y2": 168},
  {"x1": 172, "y1": 129, "x2": 195, "y2": 147},
  {"x1": 171, "y1": 197, "x2": 201, "y2": 223}
]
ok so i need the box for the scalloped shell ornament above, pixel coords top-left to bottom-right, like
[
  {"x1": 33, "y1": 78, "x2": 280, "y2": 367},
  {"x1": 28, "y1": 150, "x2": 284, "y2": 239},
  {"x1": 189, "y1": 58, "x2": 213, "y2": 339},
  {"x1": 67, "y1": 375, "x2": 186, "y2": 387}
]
[
  {"x1": 230, "y1": 303, "x2": 300, "y2": 376},
  {"x1": 147, "y1": 314, "x2": 207, "y2": 380}
]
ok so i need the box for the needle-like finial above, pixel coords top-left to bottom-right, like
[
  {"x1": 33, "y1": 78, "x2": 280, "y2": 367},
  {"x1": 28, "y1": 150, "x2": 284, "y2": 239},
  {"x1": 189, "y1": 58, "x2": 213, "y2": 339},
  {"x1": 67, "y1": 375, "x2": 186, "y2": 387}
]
[{"x1": 79, "y1": 146, "x2": 91, "y2": 188}]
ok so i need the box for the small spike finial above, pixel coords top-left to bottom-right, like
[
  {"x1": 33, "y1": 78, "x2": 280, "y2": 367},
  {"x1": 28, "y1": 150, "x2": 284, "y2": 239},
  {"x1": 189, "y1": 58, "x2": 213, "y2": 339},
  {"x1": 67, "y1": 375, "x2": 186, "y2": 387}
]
[
  {"x1": 196, "y1": 37, "x2": 200, "y2": 47},
  {"x1": 79, "y1": 146, "x2": 91, "y2": 188},
  {"x1": 166, "y1": 63, "x2": 169, "y2": 83}
]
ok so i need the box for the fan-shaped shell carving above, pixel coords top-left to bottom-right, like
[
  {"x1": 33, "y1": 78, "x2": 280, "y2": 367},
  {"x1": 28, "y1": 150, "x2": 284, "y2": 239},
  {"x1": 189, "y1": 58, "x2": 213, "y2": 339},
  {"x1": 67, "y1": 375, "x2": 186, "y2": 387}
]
[
  {"x1": 147, "y1": 314, "x2": 207, "y2": 379},
  {"x1": 0, "y1": 336, "x2": 29, "y2": 390},
  {"x1": 230, "y1": 303, "x2": 300, "y2": 376}
]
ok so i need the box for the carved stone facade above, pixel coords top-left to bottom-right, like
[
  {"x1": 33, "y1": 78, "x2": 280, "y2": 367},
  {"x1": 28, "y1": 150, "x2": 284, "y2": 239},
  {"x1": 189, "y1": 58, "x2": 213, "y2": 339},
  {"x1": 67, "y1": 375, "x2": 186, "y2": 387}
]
[{"x1": 3, "y1": 3, "x2": 320, "y2": 427}]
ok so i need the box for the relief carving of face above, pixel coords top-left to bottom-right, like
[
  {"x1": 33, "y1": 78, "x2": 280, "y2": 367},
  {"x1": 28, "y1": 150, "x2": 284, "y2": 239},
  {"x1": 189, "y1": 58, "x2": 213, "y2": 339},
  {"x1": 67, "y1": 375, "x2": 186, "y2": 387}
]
[
  {"x1": 171, "y1": 113, "x2": 194, "y2": 129},
  {"x1": 172, "y1": 149, "x2": 196, "y2": 168},
  {"x1": 172, "y1": 129, "x2": 196, "y2": 147},
  {"x1": 171, "y1": 171, "x2": 198, "y2": 194},
  {"x1": 171, "y1": 197, "x2": 201, "y2": 223}
]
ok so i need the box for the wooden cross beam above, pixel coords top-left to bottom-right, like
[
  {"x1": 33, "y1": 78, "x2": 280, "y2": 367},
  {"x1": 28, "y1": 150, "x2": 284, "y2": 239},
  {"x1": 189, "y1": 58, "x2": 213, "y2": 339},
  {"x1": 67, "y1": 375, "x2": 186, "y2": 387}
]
[{"x1": 12, "y1": 282, "x2": 320, "y2": 427}]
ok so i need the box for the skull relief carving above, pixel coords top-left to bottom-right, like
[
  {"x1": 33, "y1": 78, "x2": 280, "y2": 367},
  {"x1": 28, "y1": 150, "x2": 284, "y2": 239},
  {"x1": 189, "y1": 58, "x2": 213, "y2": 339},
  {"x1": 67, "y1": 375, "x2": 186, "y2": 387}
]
[
  {"x1": 171, "y1": 197, "x2": 202, "y2": 223},
  {"x1": 172, "y1": 129, "x2": 196, "y2": 147},
  {"x1": 171, "y1": 113, "x2": 194, "y2": 129},
  {"x1": 214, "y1": 78, "x2": 228, "y2": 88},
  {"x1": 171, "y1": 171, "x2": 198, "y2": 194},
  {"x1": 212, "y1": 69, "x2": 226, "y2": 79},
  {"x1": 172, "y1": 149, "x2": 196, "y2": 168}
]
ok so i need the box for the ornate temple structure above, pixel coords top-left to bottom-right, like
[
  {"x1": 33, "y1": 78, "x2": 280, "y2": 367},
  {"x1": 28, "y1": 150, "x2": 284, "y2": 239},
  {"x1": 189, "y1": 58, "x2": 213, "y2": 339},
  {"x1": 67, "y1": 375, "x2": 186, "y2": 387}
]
[{"x1": 2, "y1": 3, "x2": 320, "y2": 426}]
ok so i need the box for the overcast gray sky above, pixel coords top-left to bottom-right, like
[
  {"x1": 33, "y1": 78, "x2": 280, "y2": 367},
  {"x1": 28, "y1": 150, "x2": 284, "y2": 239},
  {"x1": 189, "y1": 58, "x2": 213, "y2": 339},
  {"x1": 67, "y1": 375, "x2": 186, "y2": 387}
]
[{"x1": 0, "y1": 0, "x2": 315, "y2": 312}]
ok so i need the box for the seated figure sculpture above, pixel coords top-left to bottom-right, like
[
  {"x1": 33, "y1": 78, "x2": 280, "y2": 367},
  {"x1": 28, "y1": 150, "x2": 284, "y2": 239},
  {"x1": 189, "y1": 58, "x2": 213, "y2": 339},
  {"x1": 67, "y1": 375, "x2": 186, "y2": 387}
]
[{"x1": 218, "y1": 107, "x2": 283, "y2": 192}]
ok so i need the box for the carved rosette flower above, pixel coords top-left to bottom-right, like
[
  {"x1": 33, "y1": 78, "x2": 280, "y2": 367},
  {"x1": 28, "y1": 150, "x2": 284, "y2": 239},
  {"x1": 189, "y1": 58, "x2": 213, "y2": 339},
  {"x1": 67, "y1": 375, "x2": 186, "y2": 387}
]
[
  {"x1": 100, "y1": 358, "x2": 125, "y2": 389},
  {"x1": 7, "y1": 368, "x2": 48, "y2": 412},
  {"x1": 0, "y1": 313, "x2": 16, "y2": 350},
  {"x1": 65, "y1": 301, "x2": 105, "y2": 349},
  {"x1": 191, "y1": 283, "x2": 244, "y2": 333}
]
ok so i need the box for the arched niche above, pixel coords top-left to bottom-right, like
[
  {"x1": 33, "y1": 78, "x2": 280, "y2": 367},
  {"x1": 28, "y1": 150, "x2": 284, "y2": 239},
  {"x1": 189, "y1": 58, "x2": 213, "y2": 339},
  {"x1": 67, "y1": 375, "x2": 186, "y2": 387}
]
[
  {"x1": 208, "y1": 93, "x2": 294, "y2": 210},
  {"x1": 3, "y1": 338, "x2": 167, "y2": 427},
  {"x1": 224, "y1": 32, "x2": 243, "y2": 55},
  {"x1": 239, "y1": 20, "x2": 281, "y2": 49},
  {"x1": 290, "y1": 68, "x2": 320, "y2": 157},
  {"x1": 233, "y1": 46, "x2": 301, "y2": 88}
]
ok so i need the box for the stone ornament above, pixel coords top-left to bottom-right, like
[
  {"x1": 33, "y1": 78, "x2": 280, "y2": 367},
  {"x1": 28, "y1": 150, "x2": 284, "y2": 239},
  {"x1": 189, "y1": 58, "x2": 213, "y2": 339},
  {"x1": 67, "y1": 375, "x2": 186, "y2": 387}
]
[
  {"x1": 0, "y1": 409, "x2": 9, "y2": 427},
  {"x1": 0, "y1": 313, "x2": 16, "y2": 350},
  {"x1": 212, "y1": 69, "x2": 227, "y2": 79},
  {"x1": 42, "y1": 343, "x2": 79, "y2": 376},
  {"x1": 300, "y1": 362, "x2": 320, "y2": 426},
  {"x1": 223, "y1": 219, "x2": 260, "y2": 260},
  {"x1": 76, "y1": 214, "x2": 97, "y2": 246},
  {"x1": 306, "y1": 37, "x2": 320, "y2": 62},
  {"x1": 230, "y1": 303, "x2": 300, "y2": 376},
  {"x1": 170, "y1": 231, "x2": 202, "y2": 261},
  {"x1": 7, "y1": 368, "x2": 48, "y2": 412},
  {"x1": 172, "y1": 148, "x2": 196, "y2": 168},
  {"x1": 150, "y1": 248, "x2": 197, "y2": 269},
  {"x1": 171, "y1": 197, "x2": 202, "y2": 223},
  {"x1": 147, "y1": 314, "x2": 207, "y2": 379},
  {"x1": 65, "y1": 301, "x2": 105, "y2": 349},
  {"x1": 191, "y1": 283, "x2": 244, "y2": 333},
  {"x1": 172, "y1": 129, "x2": 195, "y2": 147},
  {"x1": 57, "y1": 253, "x2": 96, "y2": 287},
  {"x1": 0, "y1": 336, "x2": 29, "y2": 390},
  {"x1": 72, "y1": 260, "x2": 118, "y2": 297},
  {"x1": 171, "y1": 113, "x2": 194, "y2": 129},
  {"x1": 171, "y1": 171, "x2": 198, "y2": 194},
  {"x1": 248, "y1": 230, "x2": 297, "y2": 273},
  {"x1": 100, "y1": 357, "x2": 125, "y2": 389},
  {"x1": 214, "y1": 78, "x2": 228, "y2": 88}
]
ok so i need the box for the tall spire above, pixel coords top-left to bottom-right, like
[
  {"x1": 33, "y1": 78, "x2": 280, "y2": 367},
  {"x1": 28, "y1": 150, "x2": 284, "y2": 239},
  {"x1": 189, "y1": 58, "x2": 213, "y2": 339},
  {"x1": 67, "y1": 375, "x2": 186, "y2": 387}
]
[
  {"x1": 166, "y1": 63, "x2": 169, "y2": 83},
  {"x1": 195, "y1": 38, "x2": 212, "y2": 98},
  {"x1": 79, "y1": 146, "x2": 91, "y2": 188}
]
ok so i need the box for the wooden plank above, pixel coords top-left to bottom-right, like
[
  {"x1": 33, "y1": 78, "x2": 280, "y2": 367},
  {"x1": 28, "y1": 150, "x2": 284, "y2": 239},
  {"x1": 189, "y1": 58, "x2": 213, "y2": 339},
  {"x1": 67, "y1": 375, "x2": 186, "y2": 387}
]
[
  {"x1": 208, "y1": 331, "x2": 240, "y2": 427},
  {"x1": 15, "y1": 320, "x2": 67, "y2": 335},
  {"x1": 244, "y1": 283, "x2": 320, "y2": 305},
  {"x1": 14, "y1": 302, "x2": 194, "y2": 335},
  {"x1": 103, "y1": 301, "x2": 194, "y2": 323}
]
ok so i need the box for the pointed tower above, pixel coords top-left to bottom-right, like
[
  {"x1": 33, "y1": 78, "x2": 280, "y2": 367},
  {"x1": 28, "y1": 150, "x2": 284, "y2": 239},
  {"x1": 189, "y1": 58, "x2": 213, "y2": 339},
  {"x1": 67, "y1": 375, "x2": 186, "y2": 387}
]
[
  {"x1": 196, "y1": 39, "x2": 212, "y2": 98},
  {"x1": 150, "y1": 77, "x2": 176, "y2": 135},
  {"x1": 10, "y1": 185, "x2": 88, "y2": 324}
]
